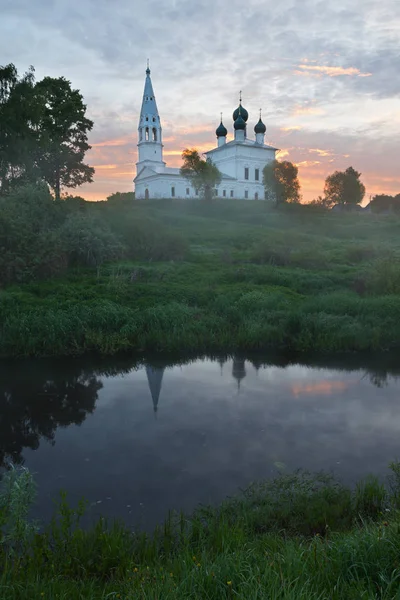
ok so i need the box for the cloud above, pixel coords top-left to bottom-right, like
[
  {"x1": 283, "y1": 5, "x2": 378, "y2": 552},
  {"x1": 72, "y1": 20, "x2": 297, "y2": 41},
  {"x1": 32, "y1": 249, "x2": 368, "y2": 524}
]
[
  {"x1": 295, "y1": 64, "x2": 372, "y2": 77},
  {"x1": 1, "y1": 0, "x2": 399, "y2": 202}
]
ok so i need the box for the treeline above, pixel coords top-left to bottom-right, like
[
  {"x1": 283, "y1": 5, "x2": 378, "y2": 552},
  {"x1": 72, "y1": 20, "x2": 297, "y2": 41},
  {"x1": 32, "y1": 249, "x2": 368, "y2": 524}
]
[{"x1": 0, "y1": 64, "x2": 94, "y2": 199}]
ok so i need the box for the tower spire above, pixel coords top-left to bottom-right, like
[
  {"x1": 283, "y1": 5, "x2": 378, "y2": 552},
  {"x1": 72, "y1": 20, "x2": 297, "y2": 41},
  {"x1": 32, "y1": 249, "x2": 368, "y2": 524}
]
[{"x1": 136, "y1": 65, "x2": 165, "y2": 171}]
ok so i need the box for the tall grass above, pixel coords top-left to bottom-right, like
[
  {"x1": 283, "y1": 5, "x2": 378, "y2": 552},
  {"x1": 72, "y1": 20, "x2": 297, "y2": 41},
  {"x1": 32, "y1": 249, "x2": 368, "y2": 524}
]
[{"x1": 3, "y1": 465, "x2": 400, "y2": 598}]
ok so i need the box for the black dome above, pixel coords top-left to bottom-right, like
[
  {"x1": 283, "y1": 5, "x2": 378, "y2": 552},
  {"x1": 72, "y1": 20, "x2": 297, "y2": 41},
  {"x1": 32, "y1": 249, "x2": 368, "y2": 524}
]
[
  {"x1": 233, "y1": 103, "x2": 248, "y2": 122},
  {"x1": 254, "y1": 118, "x2": 266, "y2": 134},
  {"x1": 234, "y1": 114, "x2": 246, "y2": 130},
  {"x1": 216, "y1": 121, "x2": 228, "y2": 137}
]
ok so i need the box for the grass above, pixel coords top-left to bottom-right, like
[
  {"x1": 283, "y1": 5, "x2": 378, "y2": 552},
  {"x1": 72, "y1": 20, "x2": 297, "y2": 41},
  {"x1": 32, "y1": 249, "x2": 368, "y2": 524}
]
[
  {"x1": 3, "y1": 465, "x2": 400, "y2": 598},
  {"x1": 1, "y1": 199, "x2": 400, "y2": 358}
]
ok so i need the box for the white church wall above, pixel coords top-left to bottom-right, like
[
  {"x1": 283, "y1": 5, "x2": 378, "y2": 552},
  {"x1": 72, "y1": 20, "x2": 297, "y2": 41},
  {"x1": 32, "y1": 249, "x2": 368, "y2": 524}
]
[{"x1": 136, "y1": 175, "x2": 198, "y2": 199}]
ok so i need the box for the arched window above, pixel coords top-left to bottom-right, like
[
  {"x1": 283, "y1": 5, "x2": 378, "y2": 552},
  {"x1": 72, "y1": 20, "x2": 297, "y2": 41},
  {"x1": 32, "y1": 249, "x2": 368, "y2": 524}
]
[
  {"x1": 145, "y1": 127, "x2": 149, "y2": 141},
  {"x1": 139, "y1": 129, "x2": 143, "y2": 141},
  {"x1": 152, "y1": 128, "x2": 157, "y2": 141},
  {"x1": 145, "y1": 189, "x2": 149, "y2": 200},
  {"x1": 255, "y1": 192, "x2": 259, "y2": 200}
]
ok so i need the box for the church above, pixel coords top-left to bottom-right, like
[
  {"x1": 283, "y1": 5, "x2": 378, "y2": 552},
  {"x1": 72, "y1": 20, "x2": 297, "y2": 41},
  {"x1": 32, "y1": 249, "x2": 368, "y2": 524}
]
[{"x1": 134, "y1": 65, "x2": 279, "y2": 200}]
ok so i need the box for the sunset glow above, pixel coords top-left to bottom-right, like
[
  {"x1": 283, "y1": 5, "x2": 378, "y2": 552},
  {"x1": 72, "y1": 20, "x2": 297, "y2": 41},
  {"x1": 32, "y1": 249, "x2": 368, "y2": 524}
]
[{"x1": 3, "y1": 0, "x2": 397, "y2": 203}]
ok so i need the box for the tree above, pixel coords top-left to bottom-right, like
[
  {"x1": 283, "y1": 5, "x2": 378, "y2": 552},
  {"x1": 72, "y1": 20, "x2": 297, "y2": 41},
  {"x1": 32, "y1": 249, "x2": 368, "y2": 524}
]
[
  {"x1": 262, "y1": 160, "x2": 301, "y2": 205},
  {"x1": 34, "y1": 76, "x2": 94, "y2": 201},
  {"x1": 0, "y1": 64, "x2": 40, "y2": 194},
  {"x1": 368, "y1": 194, "x2": 400, "y2": 213},
  {"x1": 180, "y1": 149, "x2": 221, "y2": 202},
  {"x1": 324, "y1": 166, "x2": 365, "y2": 206},
  {"x1": 106, "y1": 191, "x2": 135, "y2": 205}
]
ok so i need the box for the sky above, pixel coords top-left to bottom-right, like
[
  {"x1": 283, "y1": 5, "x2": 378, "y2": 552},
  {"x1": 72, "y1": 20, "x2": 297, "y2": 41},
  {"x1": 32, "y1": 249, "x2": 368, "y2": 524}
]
[{"x1": 1, "y1": 0, "x2": 399, "y2": 202}]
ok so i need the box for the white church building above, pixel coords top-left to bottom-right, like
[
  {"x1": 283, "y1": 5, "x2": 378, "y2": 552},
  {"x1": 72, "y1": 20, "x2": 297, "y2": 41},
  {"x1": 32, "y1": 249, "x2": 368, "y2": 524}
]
[{"x1": 134, "y1": 65, "x2": 278, "y2": 200}]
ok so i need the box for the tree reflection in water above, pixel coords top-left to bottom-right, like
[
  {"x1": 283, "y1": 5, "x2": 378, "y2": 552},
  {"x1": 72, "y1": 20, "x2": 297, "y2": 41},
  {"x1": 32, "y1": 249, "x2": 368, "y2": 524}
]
[{"x1": 0, "y1": 361, "x2": 105, "y2": 468}]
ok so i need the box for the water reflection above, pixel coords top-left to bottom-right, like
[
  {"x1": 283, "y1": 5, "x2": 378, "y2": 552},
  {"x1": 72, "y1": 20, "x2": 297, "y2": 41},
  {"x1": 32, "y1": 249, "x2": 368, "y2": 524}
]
[{"x1": 1, "y1": 352, "x2": 400, "y2": 528}]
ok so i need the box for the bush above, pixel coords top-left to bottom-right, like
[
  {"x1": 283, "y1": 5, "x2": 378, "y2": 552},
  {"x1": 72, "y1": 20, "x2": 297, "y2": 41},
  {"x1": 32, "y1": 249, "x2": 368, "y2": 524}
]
[{"x1": 60, "y1": 213, "x2": 126, "y2": 267}]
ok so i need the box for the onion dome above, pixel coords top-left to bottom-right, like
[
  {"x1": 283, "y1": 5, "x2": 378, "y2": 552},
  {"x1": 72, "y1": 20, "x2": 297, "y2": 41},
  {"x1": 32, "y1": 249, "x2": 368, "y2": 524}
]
[
  {"x1": 234, "y1": 114, "x2": 246, "y2": 130},
  {"x1": 254, "y1": 118, "x2": 266, "y2": 134},
  {"x1": 233, "y1": 102, "x2": 248, "y2": 122},
  {"x1": 216, "y1": 120, "x2": 227, "y2": 137},
  {"x1": 234, "y1": 111, "x2": 246, "y2": 130}
]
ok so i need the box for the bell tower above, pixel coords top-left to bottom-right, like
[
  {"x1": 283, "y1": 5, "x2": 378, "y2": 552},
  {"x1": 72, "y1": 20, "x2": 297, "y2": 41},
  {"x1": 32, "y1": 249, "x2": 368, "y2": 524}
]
[{"x1": 136, "y1": 62, "x2": 165, "y2": 172}]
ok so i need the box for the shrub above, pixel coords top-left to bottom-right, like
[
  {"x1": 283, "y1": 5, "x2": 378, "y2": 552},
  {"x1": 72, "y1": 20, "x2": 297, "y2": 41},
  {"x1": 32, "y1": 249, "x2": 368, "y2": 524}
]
[{"x1": 60, "y1": 213, "x2": 126, "y2": 267}]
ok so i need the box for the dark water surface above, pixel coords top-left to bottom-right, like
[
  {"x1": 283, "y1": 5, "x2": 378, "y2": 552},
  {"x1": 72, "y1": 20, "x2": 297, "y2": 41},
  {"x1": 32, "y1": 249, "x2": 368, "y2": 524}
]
[{"x1": 1, "y1": 353, "x2": 400, "y2": 530}]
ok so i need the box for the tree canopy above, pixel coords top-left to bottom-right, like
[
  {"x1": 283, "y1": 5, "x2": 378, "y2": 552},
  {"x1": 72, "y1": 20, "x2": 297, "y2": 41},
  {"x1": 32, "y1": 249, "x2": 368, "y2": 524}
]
[
  {"x1": 263, "y1": 160, "x2": 301, "y2": 205},
  {"x1": 0, "y1": 64, "x2": 94, "y2": 199},
  {"x1": 180, "y1": 149, "x2": 221, "y2": 202},
  {"x1": 323, "y1": 166, "x2": 365, "y2": 207},
  {"x1": 368, "y1": 193, "x2": 400, "y2": 213}
]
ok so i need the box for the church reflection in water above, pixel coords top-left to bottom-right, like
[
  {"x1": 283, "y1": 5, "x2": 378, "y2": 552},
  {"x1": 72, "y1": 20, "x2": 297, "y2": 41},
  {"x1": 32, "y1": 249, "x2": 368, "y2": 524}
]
[{"x1": 145, "y1": 357, "x2": 252, "y2": 414}]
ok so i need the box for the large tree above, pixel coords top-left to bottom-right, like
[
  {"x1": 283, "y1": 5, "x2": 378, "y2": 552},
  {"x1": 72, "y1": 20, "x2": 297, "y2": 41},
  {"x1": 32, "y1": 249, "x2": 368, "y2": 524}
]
[
  {"x1": 180, "y1": 149, "x2": 221, "y2": 202},
  {"x1": 324, "y1": 166, "x2": 365, "y2": 206},
  {"x1": 0, "y1": 64, "x2": 40, "y2": 194},
  {"x1": 263, "y1": 160, "x2": 301, "y2": 205},
  {"x1": 0, "y1": 65, "x2": 95, "y2": 200},
  {"x1": 34, "y1": 76, "x2": 95, "y2": 201}
]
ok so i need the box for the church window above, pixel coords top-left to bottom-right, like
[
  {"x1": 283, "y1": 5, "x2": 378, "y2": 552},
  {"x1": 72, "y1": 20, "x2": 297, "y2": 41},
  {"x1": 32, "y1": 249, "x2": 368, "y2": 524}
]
[
  {"x1": 255, "y1": 168, "x2": 259, "y2": 181},
  {"x1": 230, "y1": 190, "x2": 234, "y2": 198},
  {"x1": 152, "y1": 117, "x2": 156, "y2": 122},
  {"x1": 145, "y1": 127, "x2": 149, "y2": 141},
  {"x1": 244, "y1": 167, "x2": 249, "y2": 180},
  {"x1": 150, "y1": 96, "x2": 153, "y2": 100},
  {"x1": 215, "y1": 189, "x2": 218, "y2": 196},
  {"x1": 255, "y1": 192, "x2": 259, "y2": 200},
  {"x1": 171, "y1": 186, "x2": 175, "y2": 197},
  {"x1": 245, "y1": 190, "x2": 249, "y2": 199},
  {"x1": 145, "y1": 189, "x2": 149, "y2": 200},
  {"x1": 139, "y1": 129, "x2": 143, "y2": 141},
  {"x1": 152, "y1": 127, "x2": 157, "y2": 141},
  {"x1": 146, "y1": 117, "x2": 148, "y2": 121},
  {"x1": 186, "y1": 188, "x2": 190, "y2": 195},
  {"x1": 223, "y1": 190, "x2": 226, "y2": 197}
]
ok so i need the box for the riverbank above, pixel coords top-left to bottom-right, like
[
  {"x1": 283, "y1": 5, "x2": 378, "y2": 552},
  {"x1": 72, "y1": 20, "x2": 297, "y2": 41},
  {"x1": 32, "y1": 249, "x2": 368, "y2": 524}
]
[
  {"x1": 2, "y1": 466, "x2": 400, "y2": 599},
  {"x1": 1, "y1": 198, "x2": 400, "y2": 358}
]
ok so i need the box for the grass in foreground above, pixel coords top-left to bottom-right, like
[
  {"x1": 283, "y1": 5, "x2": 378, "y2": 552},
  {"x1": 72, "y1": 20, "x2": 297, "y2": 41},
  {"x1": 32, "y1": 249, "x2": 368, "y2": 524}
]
[{"x1": 2, "y1": 465, "x2": 400, "y2": 598}]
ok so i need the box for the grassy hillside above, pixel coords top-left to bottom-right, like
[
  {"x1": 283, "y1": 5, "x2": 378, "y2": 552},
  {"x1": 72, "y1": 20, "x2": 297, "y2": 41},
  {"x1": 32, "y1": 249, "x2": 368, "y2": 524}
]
[{"x1": 1, "y1": 193, "x2": 400, "y2": 358}]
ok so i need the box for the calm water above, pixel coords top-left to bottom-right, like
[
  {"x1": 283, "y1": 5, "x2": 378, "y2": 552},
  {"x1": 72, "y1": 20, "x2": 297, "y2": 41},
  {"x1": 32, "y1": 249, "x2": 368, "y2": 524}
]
[{"x1": 1, "y1": 353, "x2": 400, "y2": 529}]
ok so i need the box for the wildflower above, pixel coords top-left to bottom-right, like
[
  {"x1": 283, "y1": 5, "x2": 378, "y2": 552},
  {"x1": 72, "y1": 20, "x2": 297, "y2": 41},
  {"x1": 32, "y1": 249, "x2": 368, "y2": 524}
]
[
  {"x1": 227, "y1": 581, "x2": 232, "y2": 586},
  {"x1": 383, "y1": 521, "x2": 389, "y2": 526},
  {"x1": 197, "y1": 563, "x2": 201, "y2": 567},
  {"x1": 170, "y1": 573, "x2": 173, "y2": 577},
  {"x1": 133, "y1": 567, "x2": 138, "y2": 572},
  {"x1": 192, "y1": 555, "x2": 196, "y2": 561}
]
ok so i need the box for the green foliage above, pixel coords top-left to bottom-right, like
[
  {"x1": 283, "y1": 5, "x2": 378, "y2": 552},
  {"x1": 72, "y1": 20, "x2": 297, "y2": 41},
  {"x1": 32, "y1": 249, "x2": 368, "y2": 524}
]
[
  {"x1": 106, "y1": 191, "x2": 135, "y2": 205},
  {"x1": 1, "y1": 194, "x2": 400, "y2": 357},
  {"x1": 59, "y1": 213, "x2": 125, "y2": 267},
  {"x1": 0, "y1": 465, "x2": 38, "y2": 555},
  {"x1": 324, "y1": 166, "x2": 366, "y2": 206},
  {"x1": 369, "y1": 193, "x2": 400, "y2": 213},
  {"x1": 263, "y1": 159, "x2": 301, "y2": 204},
  {"x1": 0, "y1": 64, "x2": 39, "y2": 194},
  {"x1": 180, "y1": 148, "x2": 222, "y2": 202},
  {"x1": 0, "y1": 64, "x2": 94, "y2": 199},
  {"x1": 3, "y1": 465, "x2": 400, "y2": 598}
]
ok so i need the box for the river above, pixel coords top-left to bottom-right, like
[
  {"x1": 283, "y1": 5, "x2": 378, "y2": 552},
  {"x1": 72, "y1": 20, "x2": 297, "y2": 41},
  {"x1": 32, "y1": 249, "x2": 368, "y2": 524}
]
[{"x1": 1, "y1": 353, "x2": 400, "y2": 530}]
